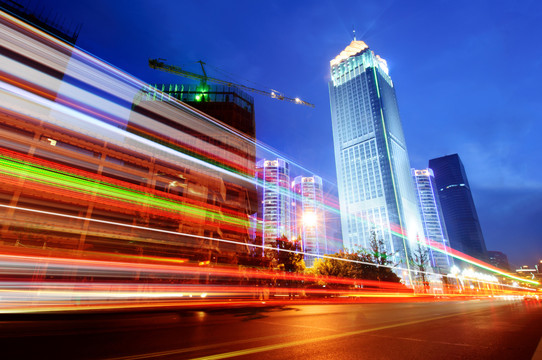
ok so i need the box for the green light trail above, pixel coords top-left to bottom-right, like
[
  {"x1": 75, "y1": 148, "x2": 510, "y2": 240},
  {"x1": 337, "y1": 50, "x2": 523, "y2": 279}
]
[{"x1": 0, "y1": 154, "x2": 249, "y2": 229}]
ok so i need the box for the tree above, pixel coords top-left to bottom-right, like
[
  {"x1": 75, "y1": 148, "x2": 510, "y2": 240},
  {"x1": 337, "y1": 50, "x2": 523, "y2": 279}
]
[
  {"x1": 268, "y1": 235, "x2": 305, "y2": 273},
  {"x1": 367, "y1": 229, "x2": 392, "y2": 266},
  {"x1": 237, "y1": 237, "x2": 272, "y2": 269},
  {"x1": 411, "y1": 240, "x2": 430, "y2": 293},
  {"x1": 313, "y1": 251, "x2": 365, "y2": 280},
  {"x1": 312, "y1": 233, "x2": 402, "y2": 288},
  {"x1": 358, "y1": 230, "x2": 402, "y2": 283}
]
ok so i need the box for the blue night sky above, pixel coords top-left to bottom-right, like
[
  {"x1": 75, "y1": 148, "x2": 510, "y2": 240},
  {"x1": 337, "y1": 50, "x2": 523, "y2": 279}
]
[{"x1": 37, "y1": 0, "x2": 541, "y2": 268}]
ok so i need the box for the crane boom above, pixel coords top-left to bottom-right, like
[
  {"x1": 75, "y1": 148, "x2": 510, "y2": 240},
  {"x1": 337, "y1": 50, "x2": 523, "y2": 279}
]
[{"x1": 148, "y1": 58, "x2": 314, "y2": 108}]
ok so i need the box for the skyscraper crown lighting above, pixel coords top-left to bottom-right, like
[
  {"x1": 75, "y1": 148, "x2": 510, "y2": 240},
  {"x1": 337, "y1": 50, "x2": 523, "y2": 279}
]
[{"x1": 330, "y1": 40, "x2": 369, "y2": 66}]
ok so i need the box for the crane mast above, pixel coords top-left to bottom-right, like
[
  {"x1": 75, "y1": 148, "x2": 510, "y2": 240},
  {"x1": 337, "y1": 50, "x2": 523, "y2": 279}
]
[{"x1": 148, "y1": 58, "x2": 314, "y2": 108}]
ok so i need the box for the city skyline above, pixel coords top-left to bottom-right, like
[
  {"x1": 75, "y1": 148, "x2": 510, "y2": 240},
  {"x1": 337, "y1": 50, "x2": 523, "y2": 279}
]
[
  {"x1": 27, "y1": 0, "x2": 542, "y2": 267},
  {"x1": 1, "y1": 5, "x2": 541, "y2": 357}
]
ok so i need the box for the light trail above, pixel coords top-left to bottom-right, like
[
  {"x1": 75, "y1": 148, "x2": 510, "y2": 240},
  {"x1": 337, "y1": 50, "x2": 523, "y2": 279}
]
[
  {"x1": 0, "y1": 152, "x2": 251, "y2": 230},
  {"x1": 0, "y1": 7, "x2": 538, "y2": 316}
]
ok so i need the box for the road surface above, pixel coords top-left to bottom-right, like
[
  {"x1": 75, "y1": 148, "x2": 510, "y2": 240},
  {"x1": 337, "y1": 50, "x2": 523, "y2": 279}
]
[{"x1": 1, "y1": 298, "x2": 541, "y2": 359}]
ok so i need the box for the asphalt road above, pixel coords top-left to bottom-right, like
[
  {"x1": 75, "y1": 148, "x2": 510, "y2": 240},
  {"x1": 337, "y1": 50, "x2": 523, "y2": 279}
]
[{"x1": 1, "y1": 299, "x2": 541, "y2": 360}]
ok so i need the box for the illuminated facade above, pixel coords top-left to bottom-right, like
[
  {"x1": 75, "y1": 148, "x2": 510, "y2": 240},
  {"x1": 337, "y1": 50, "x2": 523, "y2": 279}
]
[
  {"x1": 429, "y1": 154, "x2": 488, "y2": 262},
  {"x1": 292, "y1": 175, "x2": 326, "y2": 266},
  {"x1": 256, "y1": 159, "x2": 292, "y2": 248},
  {"x1": 328, "y1": 40, "x2": 422, "y2": 267},
  {"x1": 412, "y1": 169, "x2": 453, "y2": 273}
]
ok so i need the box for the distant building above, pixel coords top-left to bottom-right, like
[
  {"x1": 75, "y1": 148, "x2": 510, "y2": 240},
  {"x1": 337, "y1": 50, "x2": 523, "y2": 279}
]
[
  {"x1": 428, "y1": 154, "x2": 488, "y2": 262},
  {"x1": 515, "y1": 265, "x2": 542, "y2": 283},
  {"x1": 256, "y1": 159, "x2": 292, "y2": 248},
  {"x1": 0, "y1": 0, "x2": 80, "y2": 107},
  {"x1": 412, "y1": 169, "x2": 453, "y2": 273},
  {"x1": 328, "y1": 40, "x2": 423, "y2": 269},
  {"x1": 292, "y1": 175, "x2": 326, "y2": 266},
  {"x1": 487, "y1": 251, "x2": 510, "y2": 272},
  {"x1": 0, "y1": 0, "x2": 80, "y2": 45}
]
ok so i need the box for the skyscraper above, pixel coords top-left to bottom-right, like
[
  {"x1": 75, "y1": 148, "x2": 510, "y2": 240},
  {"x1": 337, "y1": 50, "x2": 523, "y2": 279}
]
[
  {"x1": 412, "y1": 169, "x2": 453, "y2": 273},
  {"x1": 292, "y1": 175, "x2": 326, "y2": 266},
  {"x1": 256, "y1": 159, "x2": 292, "y2": 248},
  {"x1": 329, "y1": 40, "x2": 423, "y2": 268},
  {"x1": 428, "y1": 154, "x2": 488, "y2": 262}
]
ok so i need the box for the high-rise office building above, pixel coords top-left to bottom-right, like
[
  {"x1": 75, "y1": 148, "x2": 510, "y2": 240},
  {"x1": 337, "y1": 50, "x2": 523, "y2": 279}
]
[
  {"x1": 412, "y1": 169, "x2": 453, "y2": 273},
  {"x1": 292, "y1": 175, "x2": 326, "y2": 266},
  {"x1": 428, "y1": 154, "x2": 488, "y2": 262},
  {"x1": 487, "y1": 251, "x2": 510, "y2": 272},
  {"x1": 328, "y1": 40, "x2": 422, "y2": 268},
  {"x1": 256, "y1": 159, "x2": 292, "y2": 248}
]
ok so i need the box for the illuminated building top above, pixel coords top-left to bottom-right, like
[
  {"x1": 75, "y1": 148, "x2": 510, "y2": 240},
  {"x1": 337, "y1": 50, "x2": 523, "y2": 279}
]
[
  {"x1": 330, "y1": 40, "x2": 389, "y2": 77},
  {"x1": 414, "y1": 169, "x2": 433, "y2": 177},
  {"x1": 330, "y1": 40, "x2": 369, "y2": 67}
]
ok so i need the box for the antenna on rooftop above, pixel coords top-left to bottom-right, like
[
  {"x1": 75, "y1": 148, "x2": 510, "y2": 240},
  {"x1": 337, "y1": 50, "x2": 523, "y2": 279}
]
[{"x1": 352, "y1": 26, "x2": 356, "y2": 41}]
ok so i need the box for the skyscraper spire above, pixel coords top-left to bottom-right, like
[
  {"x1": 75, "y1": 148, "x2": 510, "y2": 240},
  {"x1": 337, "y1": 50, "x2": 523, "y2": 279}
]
[{"x1": 352, "y1": 26, "x2": 356, "y2": 41}]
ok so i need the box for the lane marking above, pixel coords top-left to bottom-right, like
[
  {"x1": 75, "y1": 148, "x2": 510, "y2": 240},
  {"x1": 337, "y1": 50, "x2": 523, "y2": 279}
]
[
  {"x1": 254, "y1": 319, "x2": 339, "y2": 333},
  {"x1": 105, "y1": 333, "x2": 290, "y2": 360},
  {"x1": 366, "y1": 333, "x2": 489, "y2": 348},
  {"x1": 532, "y1": 335, "x2": 542, "y2": 360},
  {"x1": 188, "y1": 309, "x2": 491, "y2": 360}
]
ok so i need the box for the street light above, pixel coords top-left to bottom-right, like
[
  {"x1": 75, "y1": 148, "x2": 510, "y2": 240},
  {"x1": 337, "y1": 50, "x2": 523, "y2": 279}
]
[{"x1": 303, "y1": 211, "x2": 317, "y2": 227}]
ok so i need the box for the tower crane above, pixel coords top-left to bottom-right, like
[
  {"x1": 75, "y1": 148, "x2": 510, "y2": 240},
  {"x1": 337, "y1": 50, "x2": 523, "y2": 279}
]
[{"x1": 148, "y1": 58, "x2": 314, "y2": 108}]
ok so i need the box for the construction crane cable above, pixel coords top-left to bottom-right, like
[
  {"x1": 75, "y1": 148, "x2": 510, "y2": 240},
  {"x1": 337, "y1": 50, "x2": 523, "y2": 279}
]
[
  {"x1": 206, "y1": 63, "x2": 270, "y2": 91},
  {"x1": 148, "y1": 58, "x2": 314, "y2": 108}
]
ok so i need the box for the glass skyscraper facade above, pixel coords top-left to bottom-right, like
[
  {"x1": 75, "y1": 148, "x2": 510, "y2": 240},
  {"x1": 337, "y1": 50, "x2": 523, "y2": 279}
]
[
  {"x1": 292, "y1": 175, "x2": 327, "y2": 267},
  {"x1": 412, "y1": 169, "x2": 453, "y2": 274},
  {"x1": 256, "y1": 159, "x2": 292, "y2": 248},
  {"x1": 328, "y1": 40, "x2": 423, "y2": 268},
  {"x1": 428, "y1": 154, "x2": 488, "y2": 262}
]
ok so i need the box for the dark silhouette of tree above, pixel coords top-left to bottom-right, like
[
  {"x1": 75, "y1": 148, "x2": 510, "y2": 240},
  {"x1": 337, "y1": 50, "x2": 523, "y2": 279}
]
[
  {"x1": 359, "y1": 230, "x2": 401, "y2": 283},
  {"x1": 367, "y1": 229, "x2": 391, "y2": 266},
  {"x1": 274, "y1": 235, "x2": 305, "y2": 273},
  {"x1": 312, "y1": 231, "x2": 401, "y2": 288},
  {"x1": 411, "y1": 240, "x2": 430, "y2": 293},
  {"x1": 238, "y1": 237, "x2": 271, "y2": 268}
]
